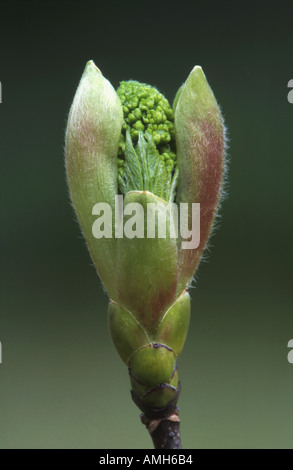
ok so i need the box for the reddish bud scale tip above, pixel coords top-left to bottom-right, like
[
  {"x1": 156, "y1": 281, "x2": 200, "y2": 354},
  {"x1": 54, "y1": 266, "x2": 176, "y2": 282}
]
[
  {"x1": 175, "y1": 66, "x2": 226, "y2": 293},
  {"x1": 178, "y1": 118, "x2": 225, "y2": 288},
  {"x1": 65, "y1": 61, "x2": 124, "y2": 301}
]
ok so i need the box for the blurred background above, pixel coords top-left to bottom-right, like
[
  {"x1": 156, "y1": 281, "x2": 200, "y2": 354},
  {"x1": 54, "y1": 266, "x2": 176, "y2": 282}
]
[{"x1": 1, "y1": 0, "x2": 293, "y2": 449}]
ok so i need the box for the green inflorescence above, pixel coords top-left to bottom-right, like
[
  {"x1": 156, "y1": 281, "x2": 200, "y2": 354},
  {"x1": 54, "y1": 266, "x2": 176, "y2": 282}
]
[{"x1": 116, "y1": 80, "x2": 178, "y2": 202}]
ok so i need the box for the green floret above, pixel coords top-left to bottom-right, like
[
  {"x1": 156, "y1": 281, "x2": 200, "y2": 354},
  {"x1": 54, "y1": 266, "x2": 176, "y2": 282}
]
[{"x1": 116, "y1": 80, "x2": 178, "y2": 202}]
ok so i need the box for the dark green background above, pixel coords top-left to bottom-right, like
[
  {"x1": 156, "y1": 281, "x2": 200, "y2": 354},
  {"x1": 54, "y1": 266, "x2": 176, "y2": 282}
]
[{"x1": 1, "y1": 0, "x2": 293, "y2": 448}]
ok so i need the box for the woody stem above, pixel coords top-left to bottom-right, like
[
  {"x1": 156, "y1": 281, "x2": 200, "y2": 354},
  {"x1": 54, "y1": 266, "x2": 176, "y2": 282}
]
[{"x1": 141, "y1": 412, "x2": 182, "y2": 449}]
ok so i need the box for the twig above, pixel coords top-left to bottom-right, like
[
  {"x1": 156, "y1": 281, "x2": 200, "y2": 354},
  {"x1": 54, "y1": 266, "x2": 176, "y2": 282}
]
[{"x1": 141, "y1": 413, "x2": 182, "y2": 449}]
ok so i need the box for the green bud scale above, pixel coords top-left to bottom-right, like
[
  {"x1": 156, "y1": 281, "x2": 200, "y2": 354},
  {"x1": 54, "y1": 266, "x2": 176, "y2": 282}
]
[{"x1": 65, "y1": 60, "x2": 226, "y2": 449}]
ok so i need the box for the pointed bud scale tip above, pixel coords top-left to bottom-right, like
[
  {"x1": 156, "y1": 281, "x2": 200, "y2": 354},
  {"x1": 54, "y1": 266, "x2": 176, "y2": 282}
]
[
  {"x1": 175, "y1": 65, "x2": 226, "y2": 293},
  {"x1": 86, "y1": 59, "x2": 102, "y2": 75},
  {"x1": 65, "y1": 61, "x2": 123, "y2": 300}
]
